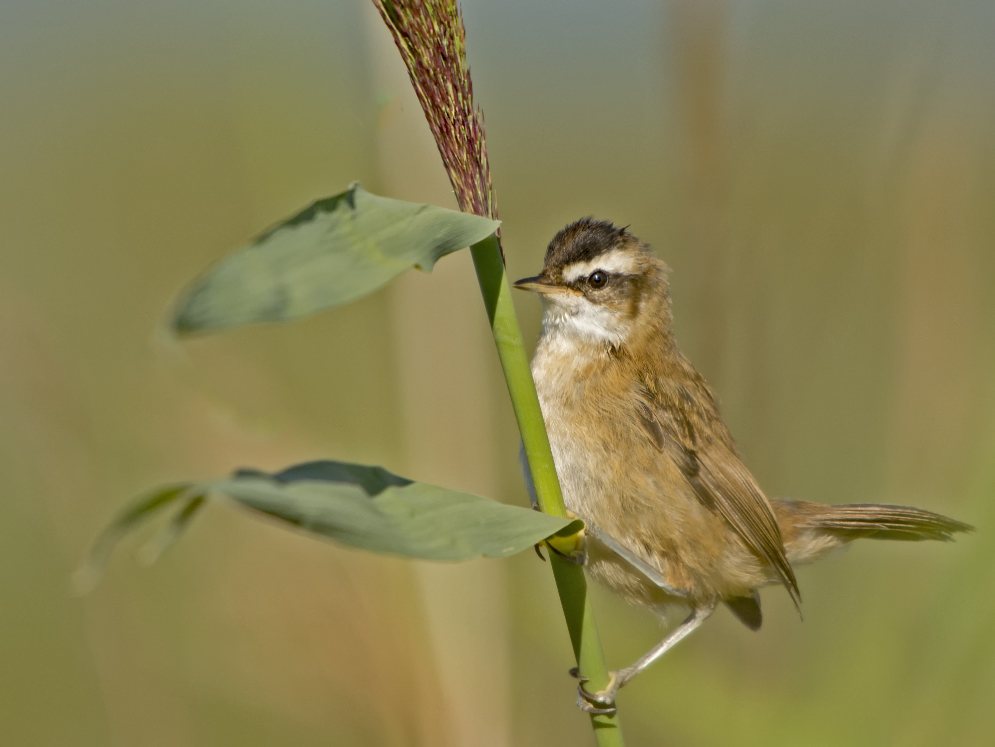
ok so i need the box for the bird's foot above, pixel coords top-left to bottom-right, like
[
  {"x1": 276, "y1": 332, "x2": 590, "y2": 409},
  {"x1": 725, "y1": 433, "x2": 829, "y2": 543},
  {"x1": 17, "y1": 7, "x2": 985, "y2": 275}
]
[
  {"x1": 547, "y1": 539, "x2": 587, "y2": 565},
  {"x1": 533, "y1": 509, "x2": 587, "y2": 565},
  {"x1": 534, "y1": 542, "x2": 587, "y2": 564},
  {"x1": 569, "y1": 667, "x2": 620, "y2": 715},
  {"x1": 551, "y1": 512, "x2": 587, "y2": 564}
]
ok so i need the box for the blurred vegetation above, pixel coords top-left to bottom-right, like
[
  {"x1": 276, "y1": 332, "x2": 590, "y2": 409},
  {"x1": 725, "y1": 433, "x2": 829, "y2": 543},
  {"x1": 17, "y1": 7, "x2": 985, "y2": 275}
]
[{"x1": 1, "y1": 1, "x2": 993, "y2": 745}]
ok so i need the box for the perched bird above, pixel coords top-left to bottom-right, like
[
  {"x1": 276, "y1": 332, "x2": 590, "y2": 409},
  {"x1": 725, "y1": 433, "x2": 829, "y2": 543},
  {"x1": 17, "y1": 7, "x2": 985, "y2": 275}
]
[{"x1": 514, "y1": 218, "x2": 972, "y2": 715}]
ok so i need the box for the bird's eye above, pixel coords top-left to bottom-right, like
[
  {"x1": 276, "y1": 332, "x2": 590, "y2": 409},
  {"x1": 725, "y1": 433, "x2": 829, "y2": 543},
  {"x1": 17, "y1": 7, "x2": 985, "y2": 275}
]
[{"x1": 588, "y1": 271, "x2": 608, "y2": 289}]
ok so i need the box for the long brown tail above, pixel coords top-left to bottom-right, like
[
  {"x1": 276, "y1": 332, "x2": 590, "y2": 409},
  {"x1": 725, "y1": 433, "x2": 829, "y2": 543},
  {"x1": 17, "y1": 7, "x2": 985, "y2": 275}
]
[{"x1": 773, "y1": 499, "x2": 973, "y2": 565}]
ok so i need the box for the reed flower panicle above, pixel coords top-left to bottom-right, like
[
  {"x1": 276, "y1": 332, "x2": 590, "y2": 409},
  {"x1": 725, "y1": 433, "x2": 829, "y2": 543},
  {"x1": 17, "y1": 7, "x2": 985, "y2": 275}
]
[{"x1": 371, "y1": 0, "x2": 498, "y2": 226}]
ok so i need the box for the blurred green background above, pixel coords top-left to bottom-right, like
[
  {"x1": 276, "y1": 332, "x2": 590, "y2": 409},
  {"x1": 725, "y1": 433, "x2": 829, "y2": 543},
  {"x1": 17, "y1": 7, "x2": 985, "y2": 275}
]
[{"x1": 1, "y1": 0, "x2": 993, "y2": 745}]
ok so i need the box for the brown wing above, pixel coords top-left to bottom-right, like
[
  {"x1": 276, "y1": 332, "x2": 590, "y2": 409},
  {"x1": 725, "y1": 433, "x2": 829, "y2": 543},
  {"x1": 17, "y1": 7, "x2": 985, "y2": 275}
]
[{"x1": 636, "y1": 378, "x2": 801, "y2": 608}]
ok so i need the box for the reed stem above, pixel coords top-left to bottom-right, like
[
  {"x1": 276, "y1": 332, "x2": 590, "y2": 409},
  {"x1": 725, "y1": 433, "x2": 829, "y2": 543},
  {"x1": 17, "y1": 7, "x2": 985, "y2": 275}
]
[{"x1": 470, "y1": 233, "x2": 625, "y2": 746}]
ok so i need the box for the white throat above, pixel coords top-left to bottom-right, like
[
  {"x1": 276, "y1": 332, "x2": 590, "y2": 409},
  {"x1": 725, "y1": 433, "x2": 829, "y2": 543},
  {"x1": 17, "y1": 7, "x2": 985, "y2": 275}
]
[{"x1": 539, "y1": 294, "x2": 631, "y2": 349}]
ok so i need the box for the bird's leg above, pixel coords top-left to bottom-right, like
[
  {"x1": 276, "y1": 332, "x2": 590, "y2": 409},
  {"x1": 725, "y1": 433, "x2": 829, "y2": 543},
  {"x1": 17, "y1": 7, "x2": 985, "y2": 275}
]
[
  {"x1": 574, "y1": 603, "x2": 716, "y2": 715},
  {"x1": 586, "y1": 523, "x2": 687, "y2": 597}
]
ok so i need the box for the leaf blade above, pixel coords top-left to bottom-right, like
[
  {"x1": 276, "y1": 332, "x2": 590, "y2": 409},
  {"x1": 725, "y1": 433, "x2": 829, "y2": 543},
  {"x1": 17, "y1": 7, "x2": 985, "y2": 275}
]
[
  {"x1": 77, "y1": 461, "x2": 581, "y2": 591},
  {"x1": 173, "y1": 184, "x2": 500, "y2": 334},
  {"x1": 216, "y1": 467, "x2": 580, "y2": 561}
]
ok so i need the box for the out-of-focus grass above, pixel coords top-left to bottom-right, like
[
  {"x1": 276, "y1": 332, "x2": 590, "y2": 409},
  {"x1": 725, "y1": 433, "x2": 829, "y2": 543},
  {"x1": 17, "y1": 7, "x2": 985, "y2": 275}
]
[{"x1": 0, "y1": 1, "x2": 993, "y2": 745}]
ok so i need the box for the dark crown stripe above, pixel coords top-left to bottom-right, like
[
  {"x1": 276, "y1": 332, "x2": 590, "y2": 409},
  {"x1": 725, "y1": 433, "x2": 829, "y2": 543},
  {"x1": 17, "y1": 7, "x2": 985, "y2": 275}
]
[{"x1": 543, "y1": 218, "x2": 642, "y2": 278}]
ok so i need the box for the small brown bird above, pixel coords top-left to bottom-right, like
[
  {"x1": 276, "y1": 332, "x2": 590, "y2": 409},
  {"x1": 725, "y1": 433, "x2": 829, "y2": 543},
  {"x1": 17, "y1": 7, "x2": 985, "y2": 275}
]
[{"x1": 514, "y1": 218, "x2": 972, "y2": 715}]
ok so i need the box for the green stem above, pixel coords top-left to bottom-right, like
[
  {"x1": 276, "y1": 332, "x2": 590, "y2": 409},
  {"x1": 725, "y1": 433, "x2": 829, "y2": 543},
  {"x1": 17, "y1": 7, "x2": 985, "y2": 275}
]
[{"x1": 470, "y1": 233, "x2": 625, "y2": 746}]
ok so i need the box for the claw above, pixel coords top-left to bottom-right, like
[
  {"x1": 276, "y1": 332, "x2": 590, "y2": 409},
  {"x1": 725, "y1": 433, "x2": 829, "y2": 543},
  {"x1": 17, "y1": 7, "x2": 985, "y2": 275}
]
[
  {"x1": 567, "y1": 666, "x2": 587, "y2": 682},
  {"x1": 576, "y1": 693, "x2": 617, "y2": 716},
  {"x1": 576, "y1": 671, "x2": 620, "y2": 715}
]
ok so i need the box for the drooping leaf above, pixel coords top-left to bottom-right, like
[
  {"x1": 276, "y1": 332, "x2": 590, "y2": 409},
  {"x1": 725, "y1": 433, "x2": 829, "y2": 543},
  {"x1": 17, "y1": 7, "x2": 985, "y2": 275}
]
[
  {"x1": 138, "y1": 492, "x2": 208, "y2": 566},
  {"x1": 77, "y1": 460, "x2": 582, "y2": 590},
  {"x1": 173, "y1": 183, "x2": 500, "y2": 334},
  {"x1": 73, "y1": 483, "x2": 194, "y2": 594}
]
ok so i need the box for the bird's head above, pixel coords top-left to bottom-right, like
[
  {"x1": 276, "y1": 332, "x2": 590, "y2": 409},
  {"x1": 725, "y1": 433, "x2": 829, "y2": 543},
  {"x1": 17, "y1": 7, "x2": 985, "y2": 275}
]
[{"x1": 514, "y1": 218, "x2": 671, "y2": 349}]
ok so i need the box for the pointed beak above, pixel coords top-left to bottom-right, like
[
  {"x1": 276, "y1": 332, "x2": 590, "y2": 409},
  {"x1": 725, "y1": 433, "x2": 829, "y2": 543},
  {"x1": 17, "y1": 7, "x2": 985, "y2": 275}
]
[{"x1": 513, "y1": 275, "x2": 565, "y2": 294}]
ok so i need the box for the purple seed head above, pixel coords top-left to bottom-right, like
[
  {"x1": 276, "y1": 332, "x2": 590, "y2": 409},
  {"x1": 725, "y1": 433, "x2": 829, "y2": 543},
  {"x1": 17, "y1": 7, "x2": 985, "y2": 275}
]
[{"x1": 371, "y1": 0, "x2": 498, "y2": 228}]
